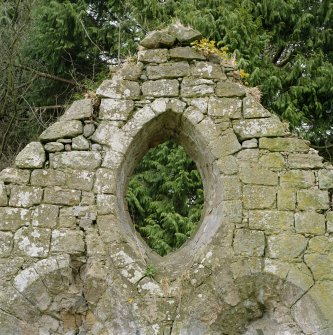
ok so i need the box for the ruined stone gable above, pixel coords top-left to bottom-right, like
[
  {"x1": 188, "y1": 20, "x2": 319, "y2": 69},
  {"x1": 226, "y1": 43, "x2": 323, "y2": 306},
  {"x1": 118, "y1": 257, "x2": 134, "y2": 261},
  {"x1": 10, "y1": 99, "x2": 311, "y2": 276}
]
[{"x1": 0, "y1": 24, "x2": 333, "y2": 335}]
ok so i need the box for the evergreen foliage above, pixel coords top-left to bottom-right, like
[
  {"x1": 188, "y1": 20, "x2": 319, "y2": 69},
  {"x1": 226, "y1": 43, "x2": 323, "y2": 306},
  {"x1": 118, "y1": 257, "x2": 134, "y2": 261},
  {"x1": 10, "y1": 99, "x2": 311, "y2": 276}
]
[{"x1": 126, "y1": 141, "x2": 204, "y2": 256}]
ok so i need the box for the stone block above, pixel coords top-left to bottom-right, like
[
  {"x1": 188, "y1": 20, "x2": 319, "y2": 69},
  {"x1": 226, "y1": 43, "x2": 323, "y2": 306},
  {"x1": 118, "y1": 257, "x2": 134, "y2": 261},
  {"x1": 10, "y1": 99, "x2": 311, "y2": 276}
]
[
  {"x1": 9, "y1": 185, "x2": 43, "y2": 208},
  {"x1": 221, "y1": 200, "x2": 243, "y2": 223},
  {"x1": 142, "y1": 79, "x2": 179, "y2": 97},
  {"x1": 215, "y1": 81, "x2": 246, "y2": 97},
  {"x1": 140, "y1": 30, "x2": 175, "y2": 49},
  {"x1": 50, "y1": 151, "x2": 102, "y2": 171},
  {"x1": 243, "y1": 185, "x2": 276, "y2": 209},
  {"x1": 39, "y1": 120, "x2": 83, "y2": 141},
  {"x1": 146, "y1": 62, "x2": 190, "y2": 79},
  {"x1": 259, "y1": 152, "x2": 285, "y2": 170},
  {"x1": 97, "y1": 215, "x2": 121, "y2": 243},
  {"x1": 15, "y1": 142, "x2": 46, "y2": 168},
  {"x1": 51, "y1": 229, "x2": 85, "y2": 254},
  {"x1": 30, "y1": 169, "x2": 66, "y2": 187},
  {"x1": 0, "y1": 167, "x2": 30, "y2": 184},
  {"x1": 81, "y1": 191, "x2": 95, "y2": 205},
  {"x1": 14, "y1": 227, "x2": 51, "y2": 257},
  {"x1": 94, "y1": 168, "x2": 116, "y2": 194},
  {"x1": 288, "y1": 153, "x2": 323, "y2": 169},
  {"x1": 233, "y1": 229, "x2": 265, "y2": 256},
  {"x1": 0, "y1": 182, "x2": 7, "y2": 206},
  {"x1": 221, "y1": 176, "x2": 241, "y2": 200},
  {"x1": 96, "y1": 79, "x2": 141, "y2": 99},
  {"x1": 72, "y1": 135, "x2": 90, "y2": 150},
  {"x1": 86, "y1": 229, "x2": 105, "y2": 256},
  {"x1": 66, "y1": 169, "x2": 95, "y2": 191},
  {"x1": 280, "y1": 170, "x2": 315, "y2": 188},
  {"x1": 83, "y1": 123, "x2": 95, "y2": 137},
  {"x1": 267, "y1": 233, "x2": 307, "y2": 259},
  {"x1": 186, "y1": 97, "x2": 208, "y2": 113},
  {"x1": 297, "y1": 189, "x2": 330, "y2": 211},
  {"x1": 318, "y1": 169, "x2": 333, "y2": 189},
  {"x1": 44, "y1": 142, "x2": 64, "y2": 152},
  {"x1": 99, "y1": 99, "x2": 134, "y2": 121},
  {"x1": 138, "y1": 49, "x2": 169, "y2": 63},
  {"x1": 240, "y1": 166, "x2": 278, "y2": 185},
  {"x1": 249, "y1": 210, "x2": 294, "y2": 233},
  {"x1": 168, "y1": 23, "x2": 202, "y2": 44},
  {"x1": 233, "y1": 116, "x2": 287, "y2": 140},
  {"x1": 236, "y1": 149, "x2": 259, "y2": 163},
  {"x1": 169, "y1": 46, "x2": 205, "y2": 60},
  {"x1": 327, "y1": 211, "x2": 333, "y2": 233},
  {"x1": 181, "y1": 78, "x2": 214, "y2": 97},
  {"x1": 242, "y1": 139, "x2": 257, "y2": 148},
  {"x1": 243, "y1": 97, "x2": 271, "y2": 118},
  {"x1": 97, "y1": 194, "x2": 117, "y2": 215},
  {"x1": 259, "y1": 137, "x2": 309, "y2": 152},
  {"x1": 190, "y1": 62, "x2": 226, "y2": 79},
  {"x1": 304, "y1": 254, "x2": 333, "y2": 281},
  {"x1": 151, "y1": 98, "x2": 186, "y2": 115},
  {"x1": 0, "y1": 207, "x2": 30, "y2": 231},
  {"x1": 216, "y1": 156, "x2": 238, "y2": 175},
  {"x1": 60, "y1": 99, "x2": 93, "y2": 121},
  {"x1": 307, "y1": 236, "x2": 333, "y2": 254},
  {"x1": 32, "y1": 204, "x2": 59, "y2": 228},
  {"x1": 117, "y1": 62, "x2": 144, "y2": 81},
  {"x1": 58, "y1": 207, "x2": 76, "y2": 228},
  {"x1": 44, "y1": 187, "x2": 81, "y2": 206},
  {"x1": 0, "y1": 231, "x2": 13, "y2": 257},
  {"x1": 183, "y1": 106, "x2": 204, "y2": 124},
  {"x1": 295, "y1": 212, "x2": 325, "y2": 235},
  {"x1": 207, "y1": 97, "x2": 242, "y2": 119},
  {"x1": 277, "y1": 188, "x2": 296, "y2": 211},
  {"x1": 210, "y1": 131, "x2": 241, "y2": 158}
]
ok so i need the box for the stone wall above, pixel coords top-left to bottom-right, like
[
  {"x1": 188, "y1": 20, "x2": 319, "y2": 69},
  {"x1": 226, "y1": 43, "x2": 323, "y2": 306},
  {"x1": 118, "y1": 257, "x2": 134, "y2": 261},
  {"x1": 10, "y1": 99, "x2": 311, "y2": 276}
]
[{"x1": 0, "y1": 24, "x2": 333, "y2": 335}]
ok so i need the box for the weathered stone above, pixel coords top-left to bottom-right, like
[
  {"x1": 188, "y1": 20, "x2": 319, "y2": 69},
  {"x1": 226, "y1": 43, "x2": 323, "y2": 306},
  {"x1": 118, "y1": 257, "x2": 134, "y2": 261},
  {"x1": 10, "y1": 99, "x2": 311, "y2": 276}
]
[
  {"x1": 146, "y1": 62, "x2": 190, "y2": 79},
  {"x1": 183, "y1": 106, "x2": 205, "y2": 125},
  {"x1": 9, "y1": 185, "x2": 43, "y2": 208},
  {"x1": 137, "y1": 49, "x2": 169, "y2": 63},
  {"x1": 83, "y1": 123, "x2": 95, "y2": 137},
  {"x1": 168, "y1": 23, "x2": 202, "y2": 44},
  {"x1": 86, "y1": 229, "x2": 105, "y2": 256},
  {"x1": 58, "y1": 207, "x2": 76, "y2": 228},
  {"x1": 56, "y1": 138, "x2": 72, "y2": 143},
  {"x1": 181, "y1": 78, "x2": 214, "y2": 97},
  {"x1": 30, "y1": 169, "x2": 66, "y2": 187},
  {"x1": 0, "y1": 181, "x2": 7, "y2": 206},
  {"x1": 211, "y1": 131, "x2": 242, "y2": 158},
  {"x1": 15, "y1": 142, "x2": 46, "y2": 169},
  {"x1": 267, "y1": 233, "x2": 307, "y2": 259},
  {"x1": 215, "y1": 81, "x2": 246, "y2": 97},
  {"x1": 190, "y1": 62, "x2": 226, "y2": 79},
  {"x1": 233, "y1": 229, "x2": 265, "y2": 256},
  {"x1": 96, "y1": 79, "x2": 141, "y2": 99},
  {"x1": 72, "y1": 135, "x2": 90, "y2": 150},
  {"x1": 288, "y1": 153, "x2": 323, "y2": 169},
  {"x1": 318, "y1": 169, "x2": 333, "y2": 189},
  {"x1": 99, "y1": 99, "x2": 134, "y2": 121},
  {"x1": 51, "y1": 229, "x2": 84, "y2": 254},
  {"x1": 240, "y1": 166, "x2": 278, "y2": 185},
  {"x1": 249, "y1": 210, "x2": 294, "y2": 233},
  {"x1": 44, "y1": 142, "x2": 64, "y2": 152},
  {"x1": 216, "y1": 156, "x2": 238, "y2": 175},
  {"x1": 294, "y1": 212, "x2": 325, "y2": 235},
  {"x1": 0, "y1": 207, "x2": 30, "y2": 231},
  {"x1": 0, "y1": 167, "x2": 30, "y2": 184},
  {"x1": 50, "y1": 151, "x2": 102, "y2": 171},
  {"x1": 307, "y1": 235, "x2": 333, "y2": 254},
  {"x1": 117, "y1": 62, "x2": 144, "y2": 81},
  {"x1": 39, "y1": 120, "x2": 82, "y2": 141},
  {"x1": 233, "y1": 116, "x2": 287, "y2": 140},
  {"x1": 151, "y1": 98, "x2": 186, "y2": 115},
  {"x1": 208, "y1": 97, "x2": 242, "y2": 119},
  {"x1": 60, "y1": 99, "x2": 93, "y2": 121},
  {"x1": 96, "y1": 194, "x2": 117, "y2": 215},
  {"x1": 221, "y1": 176, "x2": 241, "y2": 200},
  {"x1": 81, "y1": 191, "x2": 95, "y2": 206},
  {"x1": 259, "y1": 152, "x2": 285, "y2": 170},
  {"x1": 0, "y1": 231, "x2": 13, "y2": 257},
  {"x1": 243, "y1": 185, "x2": 276, "y2": 209},
  {"x1": 94, "y1": 168, "x2": 116, "y2": 194},
  {"x1": 142, "y1": 79, "x2": 179, "y2": 97},
  {"x1": 169, "y1": 46, "x2": 205, "y2": 60},
  {"x1": 305, "y1": 253, "x2": 333, "y2": 281},
  {"x1": 277, "y1": 188, "x2": 296, "y2": 211},
  {"x1": 243, "y1": 97, "x2": 271, "y2": 118},
  {"x1": 44, "y1": 187, "x2": 81, "y2": 206},
  {"x1": 280, "y1": 170, "x2": 315, "y2": 188},
  {"x1": 32, "y1": 204, "x2": 59, "y2": 228},
  {"x1": 66, "y1": 169, "x2": 94, "y2": 191},
  {"x1": 140, "y1": 30, "x2": 176, "y2": 49},
  {"x1": 236, "y1": 148, "x2": 259, "y2": 163},
  {"x1": 14, "y1": 227, "x2": 51, "y2": 257},
  {"x1": 327, "y1": 212, "x2": 333, "y2": 233},
  {"x1": 259, "y1": 137, "x2": 310, "y2": 152},
  {"x1": 242, "y1": 139, "x2": 257, "y2": 148},
  {"x1": 297, "y1": 189, "x2": 330, "y2": 211},
  {"x1": 96, "y1": 214, "x2": 120, "y2": 243}
]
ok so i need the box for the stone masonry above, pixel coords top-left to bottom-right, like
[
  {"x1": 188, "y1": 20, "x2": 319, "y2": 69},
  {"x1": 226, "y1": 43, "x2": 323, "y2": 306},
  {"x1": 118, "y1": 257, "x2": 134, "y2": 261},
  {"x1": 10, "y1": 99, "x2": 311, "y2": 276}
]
[{"x1": 0, "y1": 23, "x2": 333, "y2": 334}]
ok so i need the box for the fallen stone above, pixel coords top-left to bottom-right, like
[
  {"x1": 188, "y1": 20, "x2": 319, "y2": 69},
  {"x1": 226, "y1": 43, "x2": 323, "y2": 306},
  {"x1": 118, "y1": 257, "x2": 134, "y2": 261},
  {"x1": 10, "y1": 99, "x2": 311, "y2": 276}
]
[
  {"x1": 60, "y1": 99, "x2": 93, "y2": 121},
  {"x1": 39, "y1": 120, "x2": 83, "y2": 142},
  {"x1": 140, "y1": 30, "x2": 176, "y2": 49},
  {"x1": 168, "y1": 23, "x2": 202, "y2": 44}
]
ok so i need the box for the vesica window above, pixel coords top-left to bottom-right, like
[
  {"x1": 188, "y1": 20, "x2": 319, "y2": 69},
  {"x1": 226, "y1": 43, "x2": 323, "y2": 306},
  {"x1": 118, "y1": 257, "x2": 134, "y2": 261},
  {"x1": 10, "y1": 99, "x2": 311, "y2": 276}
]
[{"x1": 126, "y1": 140, "x2": 204, "y2": 256}]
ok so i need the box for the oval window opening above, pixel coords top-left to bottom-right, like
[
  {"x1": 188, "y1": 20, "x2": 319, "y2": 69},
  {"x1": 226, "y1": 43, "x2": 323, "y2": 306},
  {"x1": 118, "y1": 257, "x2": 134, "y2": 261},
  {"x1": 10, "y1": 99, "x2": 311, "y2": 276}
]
[{"x1": 126, "y1": 140, "x2": 204, "y2": 256}]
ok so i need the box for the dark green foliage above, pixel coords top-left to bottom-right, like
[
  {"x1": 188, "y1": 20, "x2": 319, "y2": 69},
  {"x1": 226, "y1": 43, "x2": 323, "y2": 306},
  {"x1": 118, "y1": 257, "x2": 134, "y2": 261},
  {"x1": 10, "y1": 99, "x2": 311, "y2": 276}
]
[{"x1": 126, "y1": 141, "x2": 204, "y2": 256}]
